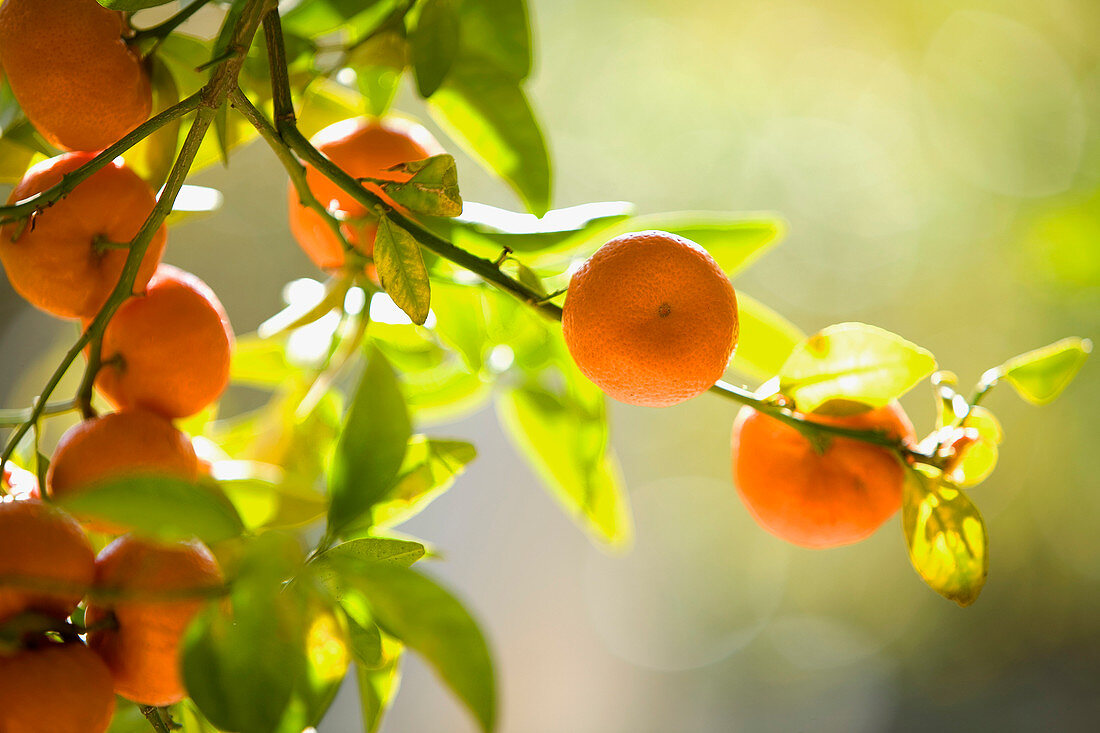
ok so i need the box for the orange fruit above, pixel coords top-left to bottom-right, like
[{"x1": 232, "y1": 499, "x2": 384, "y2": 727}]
[
  {"x1": 0, "y1": 500, "x2": 94, "y2": 624},
  {"x1": 288, "y1": 116, "x2": 443, "y2": 271},
  {"x1": 562, "y1": 231, "x2": 738, "y2": 407},
  {"x1": 0, "y1": 0, "x2": 150, "y2": 151},
  {"x1": 85, "y1": 535, "x2": 224, "y2": 706},
  {"x1": 93, "y1": 264, "x2": 234, "y2": 419},
  {"x1": 0, "y1": 152, "x2": 167, "y2": 320},
  {"x1": 731, "y1": 402, "x2": 916, "y2": 548},
  {"x1": 0, "y1": 640, "x2": 116, "y2": 733},
  {"x1": 47, "y1": 410, "x2": 199, "y2": 532}
]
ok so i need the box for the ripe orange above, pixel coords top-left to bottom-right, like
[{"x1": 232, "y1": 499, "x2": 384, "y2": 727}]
[
  {"x1": 0, "y1": 152, "x2": 167, "y2": 320},
  {"x1": 731, "y1": 402, "x2": 916, "y2": 548},
  {"x1": 0, "y1": 500, "x2": 94, "y2": 624},
  {"x1": 85, "y1": 535, "x2": 224, "y2": 706},
  {"x1": 93, "y1": 264, "x2": 234, "y2": 419},
  {"x1": 0, "y1": 0, "x2": 151, "y2": 152},
  {"x1": 562, "y1": 231, "x2": 739, "y2": 406},
  {"x1": 0, "y1": 640, "x2": 116, "y2": 733},
  {"x1": 288, "y1": 116, "x2": 444, "y2": 271},
  {"x1": 47, "y1": 410, "x2": 199, "y2": 532}
]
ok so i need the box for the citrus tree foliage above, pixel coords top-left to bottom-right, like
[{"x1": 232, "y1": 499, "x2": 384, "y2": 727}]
[{"x1": 0, "y1": 1, "x2": 1091, "y2": 732}]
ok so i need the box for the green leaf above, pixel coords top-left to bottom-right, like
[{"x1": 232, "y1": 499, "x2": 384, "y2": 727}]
[
  {"x1": 779, "y1": 322, "x2": 937, "y2": 414},
  {"x1": 229, "y1": 335, "x2": 297, "y2": 388},
  {"x1": 619, "y1": 212, "x2": 785, "y2": 277},
  {"x1": 902, "y1": 467, "x2": 988, "y2": 607},
  {"x1": 375, "y1": 215, "x2": 432, "y2": 325},
  {"x1": 497, "y1": 362, "x2": 633, "y2": 549},
  {"x1": 428, "y1": 56, "x2": 550, "y2": 216},
  {"x1": 357, "y1": 652, "x2": 402, "y2": 733},
  {"x1": 275, "y1": 594, "x2": 351, "y2": 733},
  {"x1": 128, "y1": 57, "x2": 181, "y2": 190},
  {"x1": 411, "y1": 0, "x2": 461, "y2": 97},
  {"x1": 349, "y1": 29, "x2": 408, "y2": 117},
  {"x1": 328, "y1": 345, "x2": 412, "y2": 536},
  {"x1": 56, "y1": 476, "x2": 243, "y2": 544},
  {"x1": 346, "y1": 617, "x2": 384, "y2": 668},
  {"x1": 372, "y1": 437, "x2": 477, "y2": 527},
  {"x1": 998, "y1": 337, "x2": 1091, "y2": 405},
  {"x1": 183, "y1": 534, "x2": 310, "y2": 733},
  {"x1": 377, "y1": 155, "x2": 463, "y2": 217},
  {"x1": 314, "y1": 537, "x2": 427, "y2": 570},
  {"x1": 728, "y1": 292, "x2": 804, "y2": 380},
  {"x1": 282, "y1": 0, "x2": 394, "y2": 39},
  {"x1": 347, "y1": 564, "x2": 496, "y2": 732},
  {"x1": 215, "y1": 461, "x2": 327, "y2": 531},
  {"x1": 456, "y1": 0, "x2": 531, "y2": 80}
]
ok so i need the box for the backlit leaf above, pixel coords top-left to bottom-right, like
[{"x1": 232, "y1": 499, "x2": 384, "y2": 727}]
[
  {"x1": 372, "y1": 437, "x2": 477, "y2": 527},
  {"x1": 411, "y1": 0, "x2": 460, "y2": 97},
  {"x1": 727, "y1": 292, "x2": 804, "y2": 380},
  {"x1": 328, "y1": 345, "x2": 411, "y2": 536},
  {"x1": 57, "y1": 476, "x2": 243, "y2": 544},
  {"x1": 428, "y1": 56, "x2": 550, "y2": 216},
  {"x1": 377, "y1": 155, "x2": 462, "y2": 217},
  {"x1": 617, "y1": 212, "x2": 785, "y2": 278},
  {"x1": 344, "y1": 564, "x2": 496, "y2": 732},
  {"x1": 902, "y1": 467, "x2": 988, "y2": 607},
  {"x1": 375, "y1": 215, "x2": 432, "y2": 325},
  {"x1": 457, "y1": 0, "x2": 531, "y2": 80},
  {"x1": 947, "y1": 407, "x2": 1002, "y2": 488},
  {"x1": 357, "y1": 652, "x2": 402, "y2": 733},
  {"x1": 779, "y1": 322, "x2": 936, "y2": 414},
  {"x1": 349, "y1": 29, "x2": 407, "y2": 117},
  {"x1": 998, "y1": 337, "x2": 1091, "y2": 405}
]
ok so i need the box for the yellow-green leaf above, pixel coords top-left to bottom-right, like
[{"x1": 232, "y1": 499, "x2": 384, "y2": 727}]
[
  {"x1": 902, "y1": 467, "x2": 988, "y2": 606},
  {"x1": 779, "y1": 322, "x2": 937, "y2": 414},
  {"x1": 999, "y1": 337, "x2": 1091, "y2": 405},
  {"x1": 374, "y1": 215, "x2": 431, "y2": 325},
  {"x1": 727, "y1": 292, "x2": 804, "y2": 380}
]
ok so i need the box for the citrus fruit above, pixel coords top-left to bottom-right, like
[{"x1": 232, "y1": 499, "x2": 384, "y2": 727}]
[
  {"x1": 0, "y1": 640, "x2": 115, "y2": 733},
  {"x1": 288, "y1": 116, "x2": 443, "y2": 271},
  {"x1": 0, "y1": 152, "x2": 167, "y2": 320},
  {"x1": 0, "y1": 500, "x2": 94, "y2": 624},
  {"x1": 731, "y1": 402, "x2": 916, "y2": 548},
  {"x1": 85, "y1": 535, "x2": 224, "y2": 706},
  {"x1": 47, "y1": 410, "x2": 199, "y2": 532},
  {"x1": 0, "y1": 0, "x2": 151, "y2": 151},
  {"x1": 562, "y1": 230, "x2": 738, "y2": 406},
  {"x1": 93, "y1": 264, "x2": 234, "y2": 419}
]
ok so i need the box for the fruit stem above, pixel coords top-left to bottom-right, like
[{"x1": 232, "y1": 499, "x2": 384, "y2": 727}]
[
  {"x1": 0, "y1": 94, "x2": 204, "y2": 226},
  {"x1": 140, "y1": 706, "x2": 173, "y2": 733},
  {"x1": 0, "y1": 0, "x2": 275, "y2": 480}
]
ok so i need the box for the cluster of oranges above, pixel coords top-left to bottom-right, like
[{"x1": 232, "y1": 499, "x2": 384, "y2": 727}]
[
  {"x1": 0, "y1": 2, "x2": 234, "y2": 730},
  {"x1": 562, "y1": 230, "x2": 916, "y2": 549}
]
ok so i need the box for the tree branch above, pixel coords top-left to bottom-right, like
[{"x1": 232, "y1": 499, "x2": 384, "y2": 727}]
[{"x1": 0, "y1": 94, "x2": 204, "y2": 225}]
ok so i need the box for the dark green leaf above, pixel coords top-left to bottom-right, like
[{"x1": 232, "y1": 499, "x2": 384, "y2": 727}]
[
  {"x1": 902, "y1": 467, "x2": 988, "y2": 607},
  {"x1": 375, "y1": 215, "x2": 432, "y2": 325},
  {"x1": 428, "y1": 56, "x2": 550, "y2": 216},
  {"x1": 779, "y1": 322, "x2": 937, "y2": 414},
  {"x1": 183, "y1": 534, "x2": 310, "y2": 733},
  {"x1": 377, "y1": 154, "x2": 463, "y2": 217},
  {"x1": 457, "y1": 0, "x2": 531, "y2": 80},
  {"x1": 411, "y1": 0, "x2": 460, "y2": 97},
  {"x1": 348, "y1": 565, "x2": 496, "y2": 732},
  {"x1": 346, "y1": 617, "x2": 384, "y2": 668},
  {"x1": 56, "y1": 476, "x2": 243, "y2": 544},
  {"x1": 328, "y1": 346, "x2": 412, "y2": 535}
]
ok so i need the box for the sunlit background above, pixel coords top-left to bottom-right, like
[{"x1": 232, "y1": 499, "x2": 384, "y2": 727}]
[{"x1": 3, "y1": 0, "x2": 1099, "y2": 730}]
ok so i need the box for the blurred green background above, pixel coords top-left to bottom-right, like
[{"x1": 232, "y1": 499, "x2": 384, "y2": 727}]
[{"x1": 3, "y1": 0, "x2": 1099, "y2": 730}]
